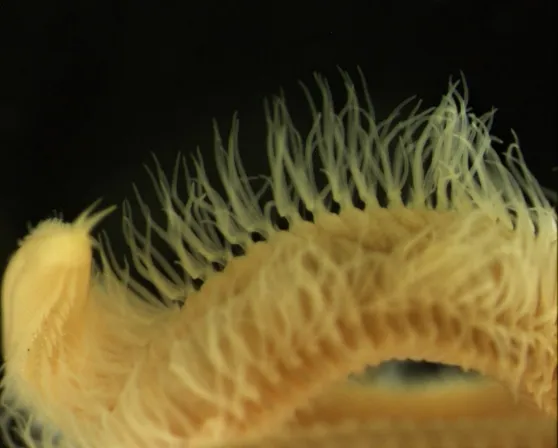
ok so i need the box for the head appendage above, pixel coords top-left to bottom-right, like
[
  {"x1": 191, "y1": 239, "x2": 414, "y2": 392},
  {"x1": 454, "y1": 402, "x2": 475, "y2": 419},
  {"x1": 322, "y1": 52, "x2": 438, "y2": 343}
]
[{"x1": 72, "y1": 200, "x2": 116, "y2": 232}]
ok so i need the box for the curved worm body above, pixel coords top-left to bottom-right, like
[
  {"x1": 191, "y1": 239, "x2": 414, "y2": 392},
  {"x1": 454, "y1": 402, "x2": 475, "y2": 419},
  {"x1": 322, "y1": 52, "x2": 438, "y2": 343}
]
[{"x1": 1, "y1": 72, "x2": 556, "y2": 448}]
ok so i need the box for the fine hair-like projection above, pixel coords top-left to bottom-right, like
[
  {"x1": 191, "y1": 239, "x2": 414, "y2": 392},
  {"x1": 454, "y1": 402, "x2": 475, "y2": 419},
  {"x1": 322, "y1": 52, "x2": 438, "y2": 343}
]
[{"x1": 1, "y1": 71, "x2": 557, "y2": 448}]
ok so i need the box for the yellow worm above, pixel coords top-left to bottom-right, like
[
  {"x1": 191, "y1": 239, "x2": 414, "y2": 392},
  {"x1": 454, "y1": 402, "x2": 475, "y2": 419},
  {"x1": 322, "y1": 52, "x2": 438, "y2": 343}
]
[{"x1": 1, "y1": 70, "x2": 556, "y2": 448}]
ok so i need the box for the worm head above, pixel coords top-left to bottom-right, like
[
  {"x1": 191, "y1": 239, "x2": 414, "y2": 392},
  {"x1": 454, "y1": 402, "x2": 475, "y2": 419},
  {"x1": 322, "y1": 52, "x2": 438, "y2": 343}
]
[{"x1": 1, "y1": 202, "x2": 115, "y2": 368}]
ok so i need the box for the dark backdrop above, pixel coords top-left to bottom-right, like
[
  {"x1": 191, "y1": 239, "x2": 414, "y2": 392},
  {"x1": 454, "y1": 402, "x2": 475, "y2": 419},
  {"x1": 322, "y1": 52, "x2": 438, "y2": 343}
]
[
  {"x1": 0, "y1": 0, "x2": 556, "y2": 435},
  {"x1": 1, "y1": 0, "x2": 556, "y2": 264}
]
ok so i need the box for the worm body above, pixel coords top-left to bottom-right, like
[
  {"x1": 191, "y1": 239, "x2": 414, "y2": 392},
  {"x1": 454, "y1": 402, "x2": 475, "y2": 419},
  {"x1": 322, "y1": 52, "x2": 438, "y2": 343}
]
[{"x1": 1, "y1": 72, "x2": 556, "y2": 448}]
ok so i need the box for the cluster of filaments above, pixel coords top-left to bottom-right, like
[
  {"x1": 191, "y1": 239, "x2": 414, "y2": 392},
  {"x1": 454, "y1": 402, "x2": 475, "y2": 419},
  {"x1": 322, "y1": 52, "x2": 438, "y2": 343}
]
[{"x1": 99, "y1": 73, "x2": 555, "y2": 310}]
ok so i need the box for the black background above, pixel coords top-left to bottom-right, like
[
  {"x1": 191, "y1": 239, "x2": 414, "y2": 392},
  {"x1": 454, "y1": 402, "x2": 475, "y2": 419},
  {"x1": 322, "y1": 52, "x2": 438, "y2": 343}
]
[
  {"x1": 0, "y1": 0, "x2": 556, "y2": 437},
  {"x1": 0, "y1": 0, "x2": 556, "y2": 265}
]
